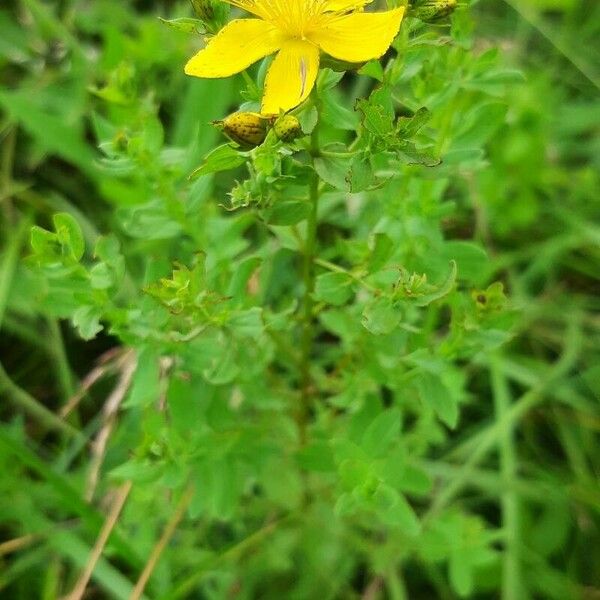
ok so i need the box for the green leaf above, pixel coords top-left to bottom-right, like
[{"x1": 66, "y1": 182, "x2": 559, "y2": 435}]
[
  {"x1": 206, "y1": 458, "x2": 239, "y2": 520},
  {"x1": 158, "y1": 17, "x2": 206, "y2": 34},
  {"x1": 227, "y1": 256, "x2": 261, "y2": 300},
  {"x1": 450, "y1": 102, "x2": 507, "y2": 151},
  {"x1": 317, "y1": 68, "x2": 344, "y2": 92},
  {"x1": 414, "y1": 260, "x2": 457, "y2": 306},
  {"x1": 347, "y1": 153, "x2": 376, "y2": 192},
  {"x1": 72, "y1": 306, "x2": 103, "y2": 340},
  {"x1": 109, "y1": 460, "x2": 161, "y2": 485},
  {"x1": 320, "y1": 92, "x2": 359, "y2": 131},
  {"x1": 372, "y1": 484, "x2": 421, "y2": 535},
  {"x1": 94, "y1": 235, "x2": 121, "y2": 262},
  {"x1": 397, "y1": 464, "x2": 433, "y2": 495},
  {"x1": 93, "y1": 236, "x2": 125, "y2": 288},
  {"x1": 395, "y1": 141, "x2": 441, "y2": 167},
  {"x1": 30, "y1": 213, "x2": 85, "y2": 266},
  {"x1": 417, "y1": 372, "x2": 458, "y2": 428},
  {"x1": 361, "y1": 408, "x2": 402, "y2": 457},
  {"x1": 167, "y1": 376, "x2": 204, "y2": 438},
  {"x1": 266, "y1": 200, "x2": 310, "y2": 226},
  {"x1": 314, "y1": 272, "x2": 354, "y2": 306},
  {"x1": 362, "y1": 297, "x2": 401, "y2": 335},
  {"x1": 30, "y1": 226, "x2": 59, "y2": 261},
  {"x1": 314, "y1": 152, "x2": 352, "y2": 191},
  {"x1": 397, "y1": 107, "x2": 432, "y2": 138},
  {"x1": 449, "y1": 550, "x2": 474, "y2": 597},
  {"x1": 140, "y1": 114, "x2": 164, "y2": 154},
  {"x1": 126, "y1": 347, "x2": 161, "y2": 407},
  {"x1": 338, "y1": 458, "x2": 372, "y2": 490},
  {"x1": 358, "y1": 61, "x2": 384, "y2": 82},
  {"x1": 334, "y1": 492, "x2": 360, "y2": 518},
  {"x1": 530, "y1": 499, "x2": 572, "y2": 558},
  {"x1": 117, "y1": 201, "x2": 182, "y2": 240},
  {"x1": 367, "y1": 233, "x2": 394, "y2": 274},
  {"x1": 190, "y1": 144, "x2": 246, "y2": 179},
  {"x1": 203, "y1": 342, "x2": 239, "y2": 385},
  {"x1": 296, "y1": 441, "x2": 336, "y2": 473},
  {"x1": 229, "y1": 307, "x2": 263, "y2": 338},
  {"x1": 53, "y1": 213, "x2": 85, "y2": 262},
  {"x1": 262, "y1": 458, "x2": 303, "y2": 509},
  {"x1": 298, "y1": 105, "x2": 319, "y2": 134},
  {"x1": 355, "y1": 86, "x2": 394, "y2": 136},
  {"x1": 0, "y1": 89, "x2": 97, "y2": 173},
  {"x1": 443, "y1": 241, "x2": 489, "y2": 283},
  {"x1": 89, "y1": 263, "x2": 113, "y2": 289}
]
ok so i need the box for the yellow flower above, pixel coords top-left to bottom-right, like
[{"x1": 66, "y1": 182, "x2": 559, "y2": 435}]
[{"x1": 185, "y1": 0, "x2": 405, "y2": 115}]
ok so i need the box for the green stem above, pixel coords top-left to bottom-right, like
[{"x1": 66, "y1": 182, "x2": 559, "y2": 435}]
[
  {"x1": 491, "y1": 352, "x2": 521, "y2": 600},
  {"x1": 1, "y1": 126, "x2": 16, "y2": 224},
  {"x1": 0, "y1": 215, "x2": 31, "y2": 329},
  {"x1": 2, "y1": 314, "x2": 53, "y2": 352},
  {"x1": 386, "y1": 566, "x2": 408, "y2": 600},
  {"x1": 315, "y1": 258, "x2": 377, "y2": 293},
  {"x1": 0, "y1": 360, "x2": 82, "y2": 440},
  {"x1": 298, "y1": 129, "x2": 320, "y2": 444},
  {"x1": 164, "y1": 514, "x2": 294, "y2": 600},
  {"x1": 501, "y1": 0, "x2": 600, "y2": 91},
  {"x1": 427, "y1": 314, "x2": 581, "y2": 519},
  {"x1": 47, "y1": 318, "x2": 76, "y2": 405}
]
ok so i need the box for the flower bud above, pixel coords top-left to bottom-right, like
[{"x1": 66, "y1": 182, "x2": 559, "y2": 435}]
[
  {"x1": 273, "y1": 115, "x2": 303, "y2": 143},
  {"x1": 215, "y1": 112, "x2": 268, "y2": 149},
  {"x1": 472, "y1": 282, "x2": 506, "y2": 313},
  {"x1": 412, "y1": 0, "x2": 457, "y2": 22},
  {"x1": 112, "y1": 131, "x2": 129, "y2": 152}
]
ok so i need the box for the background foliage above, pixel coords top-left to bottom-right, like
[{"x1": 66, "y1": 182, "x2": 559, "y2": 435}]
[{"x1": 1, "y1": 0, "x2": 599, "y2": 598}]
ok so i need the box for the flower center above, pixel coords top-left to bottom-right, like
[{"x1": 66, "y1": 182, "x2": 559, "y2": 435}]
[{"x1": 267, "y1": 0, "x2": 330, "y2": 35}]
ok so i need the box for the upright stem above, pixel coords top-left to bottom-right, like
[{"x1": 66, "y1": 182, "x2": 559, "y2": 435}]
[
  {"x1": 386, "y1": 565, "x2": 409, "y2": 600},
  {"x1": 0, "y1": 359, "x2": 82, "y2": 440},
  {"x1": 47, "y1": 318, "x2": 76, "y2": 405},
  {"x1": 1, "y1": 126, "x2": 16, "y2": 225},
  {"x1": 0, "y1": 215, "x2": 30, "y2": 329},
  {"x1": 298, "y1": 127, "x2": 320, "y2": 444},
  {"x1": 491, "y1": 352, "x2": 521, "y2": 600}
]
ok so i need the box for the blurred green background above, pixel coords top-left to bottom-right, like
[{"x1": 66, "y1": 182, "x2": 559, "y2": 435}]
[{"x1": 1, "y1": 0, "x2": 599, "y2": 598}]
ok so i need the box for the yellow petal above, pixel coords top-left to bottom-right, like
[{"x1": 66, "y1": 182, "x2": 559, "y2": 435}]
[
  {"x1": 222, "y1": 0, "x2": 267, "y2": 19},
  {"x1": 310, "y1": 7, "x2": 405, "y2": 63},
  {"x1": 185, "y1": 19, "x2": 282, "y2": 78},
  {"x1": 261, "y1": 40, "x2": 320, "y2": 115},
  {"x1": 324, "y1": 0, "x2": 373, "y2": 11}
]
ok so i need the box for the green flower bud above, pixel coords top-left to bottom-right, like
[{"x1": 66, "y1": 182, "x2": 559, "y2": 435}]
[
  {"x1": 472, "y1": 282, "x2": 507, "y2": 313},
  {"x1": 214, "y1": 112, "x2": 269, "y2": 149},
  {"x1": 412, "y1": 0, "x2": 457, "y2": 22},
  {"x1": 273, "y1": 115, "x2": 303, "y2": 143},
  {"x1": 112, "y1": 131, "x2": 129, "y2": 152}
]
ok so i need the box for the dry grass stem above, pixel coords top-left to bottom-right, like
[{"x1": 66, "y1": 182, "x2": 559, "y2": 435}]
[
  {"x1": 129, "y1": 484, "x2": 195, "y2": 600},
  {"x1": 362, "y1": 577, "x2": 384, "y2": 600},
  {"x1": 64, "y1": 480, "x2": 133, "y2": 600},
  {"x1": 60, "y1": 347, "x2": 124, "y2": 419},
  {"x1": 0, "y1": 533, "x2": 38, "y2": 557},
  {"x1": 86, "y1": 350, "x2": 137, "y2": 501}
]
